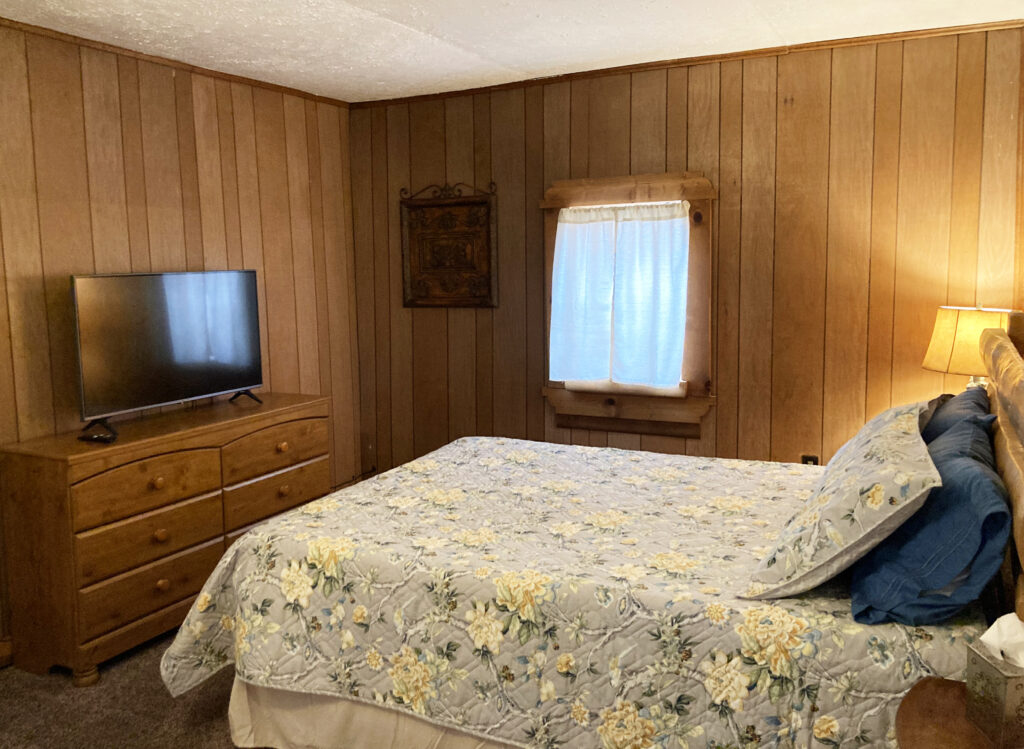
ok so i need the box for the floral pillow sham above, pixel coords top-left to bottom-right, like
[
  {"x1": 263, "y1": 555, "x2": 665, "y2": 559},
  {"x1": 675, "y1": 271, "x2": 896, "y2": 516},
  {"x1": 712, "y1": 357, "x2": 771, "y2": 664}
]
[{"x1": 745, "y1": 402, "x2": 942, "y2": 599}]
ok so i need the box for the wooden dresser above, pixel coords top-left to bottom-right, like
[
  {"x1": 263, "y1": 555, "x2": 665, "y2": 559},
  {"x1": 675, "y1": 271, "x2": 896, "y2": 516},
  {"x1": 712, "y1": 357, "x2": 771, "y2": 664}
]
[{"x1": 0, "y1": 393, "x2": 330, "y2": 685}]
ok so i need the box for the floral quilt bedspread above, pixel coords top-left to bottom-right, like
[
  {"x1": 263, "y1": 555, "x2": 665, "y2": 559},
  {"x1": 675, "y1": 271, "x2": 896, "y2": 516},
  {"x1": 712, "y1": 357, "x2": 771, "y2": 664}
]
[{"x1": 161, "y1": 437, "x2": 983, "y2": 748}]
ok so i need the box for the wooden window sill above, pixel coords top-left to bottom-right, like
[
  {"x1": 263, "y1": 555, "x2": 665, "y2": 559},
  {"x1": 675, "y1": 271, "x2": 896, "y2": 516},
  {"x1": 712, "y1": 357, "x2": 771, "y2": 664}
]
[
  {"x1": 542, "y1": 386, "x2": 714, "y2": 438},
  {"x1": 562, "y1": 380, "x2": 689, "y2": 398}
]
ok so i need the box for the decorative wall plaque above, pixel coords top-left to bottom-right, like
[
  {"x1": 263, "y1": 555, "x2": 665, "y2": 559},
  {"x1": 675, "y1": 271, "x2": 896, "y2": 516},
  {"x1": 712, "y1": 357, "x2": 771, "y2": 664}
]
[{"x1": 400, "y1": 182, "x2": 497, "y2": 307}]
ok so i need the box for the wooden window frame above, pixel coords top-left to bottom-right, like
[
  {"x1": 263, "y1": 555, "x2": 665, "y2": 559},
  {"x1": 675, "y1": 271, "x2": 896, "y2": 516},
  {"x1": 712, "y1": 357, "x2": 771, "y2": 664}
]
[{"x1": 541, "y1": 172, "x2": 716, "y2": 437}]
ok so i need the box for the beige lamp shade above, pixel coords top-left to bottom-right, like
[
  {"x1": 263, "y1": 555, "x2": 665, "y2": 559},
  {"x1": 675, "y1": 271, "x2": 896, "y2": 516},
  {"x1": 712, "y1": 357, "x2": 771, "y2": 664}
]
[{"x1": 922, "y1": 306, "x2": 1011, "y2": 376}]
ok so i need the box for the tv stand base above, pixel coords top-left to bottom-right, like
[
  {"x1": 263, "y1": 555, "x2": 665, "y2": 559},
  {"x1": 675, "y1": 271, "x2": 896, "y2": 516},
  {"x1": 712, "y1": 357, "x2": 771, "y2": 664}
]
[
  {"x1": 229, "y1": 389, "x2": 263, "y2": 405},
  {"x1": 78, "y1": 418, "x2": 118, "y2": 444}
]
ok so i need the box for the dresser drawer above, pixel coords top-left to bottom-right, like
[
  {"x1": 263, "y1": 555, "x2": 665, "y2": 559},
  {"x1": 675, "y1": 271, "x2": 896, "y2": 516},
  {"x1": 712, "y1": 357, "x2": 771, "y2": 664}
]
[
  {"x1": 72, "y1": 449, "x2": 222, "y2": 531},
  {"x1": 222, "y1": 418, "x2": 328, "y2": 485},
  {"x1": 77, "y1": 538, "x2": 223, "y2": 642},
  {"x1": 224, "y1": 456, "x2": 330, "y2": 531},
  {"x1": 75, "y1": 491, "x2": 224, "y2": 586}
]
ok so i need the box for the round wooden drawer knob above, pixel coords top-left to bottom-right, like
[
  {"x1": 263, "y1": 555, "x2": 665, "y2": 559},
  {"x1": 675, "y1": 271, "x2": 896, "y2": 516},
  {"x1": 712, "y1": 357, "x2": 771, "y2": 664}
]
[
  {"x1": 278, "y1": 484, "x2": 291, "y2": 498},
  {"x1": 149, "y1": 476, "x2": 165, "y2": 490},
  {"x1": 155, "y1": 578, "x2": 171, "y2": 592},
  {"x1": 152, "y1": 528, "x2": 170, "y2": 543},
  {"x1": 276, "y1": 441, "x2": 290, "y2": 453}
]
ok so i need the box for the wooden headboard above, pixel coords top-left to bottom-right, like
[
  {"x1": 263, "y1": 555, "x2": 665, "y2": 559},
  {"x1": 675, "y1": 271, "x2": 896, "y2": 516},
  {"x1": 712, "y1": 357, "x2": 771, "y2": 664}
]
[{"x1": 982, "y1": 311, "x2": 1024, "y2": 621}]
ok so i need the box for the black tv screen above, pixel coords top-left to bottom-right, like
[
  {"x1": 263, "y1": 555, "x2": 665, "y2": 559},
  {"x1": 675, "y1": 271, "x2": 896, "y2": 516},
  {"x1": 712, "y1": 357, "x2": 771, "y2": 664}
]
[{"x1": 72, "y1": 270, "x2": 262, "y2": 420}]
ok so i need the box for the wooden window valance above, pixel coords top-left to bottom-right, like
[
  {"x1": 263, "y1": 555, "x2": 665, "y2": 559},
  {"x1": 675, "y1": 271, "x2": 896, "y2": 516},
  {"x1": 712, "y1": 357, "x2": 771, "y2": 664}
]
[{"x1": 541, "y1": 172, "x2": 716, "y2": 437}]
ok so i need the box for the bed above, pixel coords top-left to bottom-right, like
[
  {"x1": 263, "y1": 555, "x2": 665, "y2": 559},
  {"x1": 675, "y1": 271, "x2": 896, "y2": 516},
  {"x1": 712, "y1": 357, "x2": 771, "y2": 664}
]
[{"x1": 161, "y1": 317, "x2": 1024, "y2": 749}]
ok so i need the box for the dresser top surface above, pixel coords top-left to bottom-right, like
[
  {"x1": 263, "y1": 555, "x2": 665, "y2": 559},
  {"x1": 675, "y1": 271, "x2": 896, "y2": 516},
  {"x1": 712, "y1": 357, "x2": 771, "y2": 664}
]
[{"x1": 1, "y1": 393, "x2": 329, "y2": 463}]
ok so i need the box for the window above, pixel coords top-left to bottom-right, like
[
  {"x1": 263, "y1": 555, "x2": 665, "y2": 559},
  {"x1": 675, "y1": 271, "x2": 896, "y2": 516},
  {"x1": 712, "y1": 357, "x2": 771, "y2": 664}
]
[
  {"x1": 541, "y1": 173, "x2": 715, "y2": 435},
  {"x1": 549, "y1": 200, "x2": 690, "y2": 393}
]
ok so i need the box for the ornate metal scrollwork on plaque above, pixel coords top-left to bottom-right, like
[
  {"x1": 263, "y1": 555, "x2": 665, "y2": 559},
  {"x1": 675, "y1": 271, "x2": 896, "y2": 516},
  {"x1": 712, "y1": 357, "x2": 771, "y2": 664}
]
[{"x1": 400, "y1": 183, "x2": 498, "y2": 308}]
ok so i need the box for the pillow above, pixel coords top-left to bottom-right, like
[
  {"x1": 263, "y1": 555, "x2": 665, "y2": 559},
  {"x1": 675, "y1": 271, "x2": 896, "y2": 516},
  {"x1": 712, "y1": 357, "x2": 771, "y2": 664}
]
[
  {"x1": 918, "y1": 393, "x2": 953, "y2": 433},
  {"x1": 744, "y1": 402, "x2": 941, "y2": 599},
  {"x1": 850, "y1": 419, "x2": 1010, "y2": 625},
  {"x1": 928, "y1": 412, "x2": 998, "y2": 466},
  {"x1": 920, "y1": 387, "x2": 995, "y2": 443}
]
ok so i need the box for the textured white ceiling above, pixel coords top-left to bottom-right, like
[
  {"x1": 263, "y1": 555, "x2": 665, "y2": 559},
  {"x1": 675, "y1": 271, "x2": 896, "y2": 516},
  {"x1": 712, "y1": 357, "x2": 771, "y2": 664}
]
[{"x1": 0, "y1": 0, "x2": 1020, "y2": 102}]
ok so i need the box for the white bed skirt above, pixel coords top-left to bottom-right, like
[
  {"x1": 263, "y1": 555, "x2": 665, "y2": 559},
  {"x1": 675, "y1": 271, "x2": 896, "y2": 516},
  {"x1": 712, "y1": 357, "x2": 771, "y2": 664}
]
[{"x1": 228, "y1": 678, "x2": 516, "y2": 749}]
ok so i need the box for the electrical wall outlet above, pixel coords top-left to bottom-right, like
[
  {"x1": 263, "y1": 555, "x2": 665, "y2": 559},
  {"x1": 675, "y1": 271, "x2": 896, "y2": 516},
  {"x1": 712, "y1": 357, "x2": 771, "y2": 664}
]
[{"x1": 800, "y1": 454, "x2": 820, "y2": 465}]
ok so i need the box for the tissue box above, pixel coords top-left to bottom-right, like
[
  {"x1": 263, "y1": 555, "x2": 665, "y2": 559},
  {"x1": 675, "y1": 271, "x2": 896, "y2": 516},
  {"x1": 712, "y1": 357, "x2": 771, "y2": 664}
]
[{"x1": 966, "y1": 640, "x2": 1024, "y2": 746}]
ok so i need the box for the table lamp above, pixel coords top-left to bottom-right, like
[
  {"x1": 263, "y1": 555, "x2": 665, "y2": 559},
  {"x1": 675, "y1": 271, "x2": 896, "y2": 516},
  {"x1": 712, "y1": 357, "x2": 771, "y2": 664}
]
[{"x1": 922, "y1": 306, "x2": 1011, "y2": 387}]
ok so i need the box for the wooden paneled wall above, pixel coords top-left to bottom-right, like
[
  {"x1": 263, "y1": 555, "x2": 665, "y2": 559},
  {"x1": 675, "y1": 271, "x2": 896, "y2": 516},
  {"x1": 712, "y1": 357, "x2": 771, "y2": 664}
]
[
  {"x1": 349, "y1": 27, "x2": 1024, "y2": 474},
  {"x1": 0, "y1": 25, "x2": 359, "y2": 639}
]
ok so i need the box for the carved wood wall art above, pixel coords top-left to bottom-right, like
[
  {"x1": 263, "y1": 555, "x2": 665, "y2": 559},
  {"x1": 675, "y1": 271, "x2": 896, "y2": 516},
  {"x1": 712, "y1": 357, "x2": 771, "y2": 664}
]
[{"x1": 400, "y1": 183, "x2": 497, "y2": 307}]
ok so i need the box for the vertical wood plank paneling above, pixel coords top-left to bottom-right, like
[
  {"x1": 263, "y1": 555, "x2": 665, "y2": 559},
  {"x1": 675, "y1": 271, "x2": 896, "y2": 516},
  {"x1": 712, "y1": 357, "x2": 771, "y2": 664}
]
[
  {"x1": 686, "y1": 64, "x2": 719, "y2": 180},
  {"x1": 946, "y1": 34, "x2": 986, "y2": 310},
  {"x1": 570, "y1": 79, "x2": 590, "y2": 179},
  {"x1": 630, "y1": 70, "x2": 667, "y2": 174},
  {"x1": 215, "y1": 79, "x2": 243, "y2": 270},
  {"x1": 386, "y1": 104, "x2": 415, "y2": 465},
  {"x1": 0, "y1": 30, "x2": 32, "y2": 640},
  {"x1": 0, "y1": 224, "x2": 16, "y2": 445},
  {"x1": 0, "y1": 216, "x2": 9, "y2": 639},
  {"x1": 1018, "y1": 27, "x2": 1024, "y2": 313},
  {"x1": 370, "y1": 106, "x2": 392, "y2": 469},
  {"x1": 283, "y1": 95, "x2": 321, "y2": 396},
  {"x1": 542, "y1": 81, "x2": 573, "y2": 446},
  {"x1": 174, "y1": 71, "x2": 204, "y2": 272},
  {"x1": 305, "y1": 98, "x2": 337, "y2": 485},
  {"x1": 892, "y1": 36, "x2": 957, "y2": 405},
  {"x1": 681, "y1": 62, "x2": 720, "y2": 458},
  {"x1": 349, "y1": 107, "x2": 376, "y2": 471},
  {"x1": 408, "y1": 99, "x2": 449, "y2": 456},
  {"x1": 253, "y1": 88, "x2": 300, "y2": 393},
  {"x1": 588, "y1": 75, "x2": 631, "y2": 179},
  {"x1": 80, "y1": 47, "x2": 131, "y2": 274},
  {"x1": 317, "y1": 102, "x2": 358, "y2": 483},
  {"x1": 137, "y1": 61, "x2": 186, "y2": 272},
  {"x1": 865, "y1": 41, "x2": 904, "y2": 419},
  {"x1": 492, "y1": 88, "x2": 528, "y2": 439},
  {"x1": 190, "y1": 75, "x2": 228, "y2": 270},
  {"x1": 0, "y1": 28, "x2": 54, "y2": 440},
  {"x1": 716, "y1": 60, "x2": 743, "y2": 459},
  {"x1": 26, "y1": 34, "x2": 94, "y2": 434},
  {"x1": 737, "y1": 56, "x2": 777, "y2": 461},
  {"x1": 337, "y1": 106, "x2": 362, "y2": 480},
  {"x1": 771, "y1": 50, "x2": 831, "y2": 463},
  {"x1": 473, "y1": 93, "x2": 494, "y2": 438},
  {"x1": 525, "y1": 85, "x2": 547, "y2": 443},
  {"x1": 117, "y1": 58, "x2": 151, "y2": 273},
  {"x1": 822, "y1": 45, "x2": 875, "y2": 459},
  {"x1": 230, "y1": 83, "x2": 272, "y2": 391},
  {"x1": 665, "y1": 67, "x2": 688, "y2": 172},
  {"x1": 1017, "y1": 27, "x2": 1024, "y2": 312},
  {"x1": 978, "y1": 29, "x2": 1021, "y2": 309},
  {"x1": 943, "y1": 33, "x2": 986, "y2": 394},
  {"x1": 444, "y1": 96, "x2": 478, "y2": 441}
]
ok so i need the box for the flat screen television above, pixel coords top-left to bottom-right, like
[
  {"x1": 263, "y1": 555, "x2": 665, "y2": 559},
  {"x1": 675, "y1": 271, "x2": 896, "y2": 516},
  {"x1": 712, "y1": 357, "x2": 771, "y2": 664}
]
[{"x1": 72, "y1": 270, "x2": 262, "y2": 421}]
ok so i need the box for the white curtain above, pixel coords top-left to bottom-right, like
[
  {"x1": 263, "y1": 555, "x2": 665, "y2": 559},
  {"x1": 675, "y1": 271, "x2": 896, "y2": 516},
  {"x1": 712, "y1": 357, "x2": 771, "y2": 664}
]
[{"x1": 548, "y1": 201, "x2": 689, "y2": 388}]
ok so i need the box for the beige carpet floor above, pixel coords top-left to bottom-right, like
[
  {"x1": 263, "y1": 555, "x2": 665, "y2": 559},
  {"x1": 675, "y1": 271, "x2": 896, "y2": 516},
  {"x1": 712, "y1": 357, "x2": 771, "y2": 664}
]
[{"x1": 0, "y1": 632, "x2": 235, "y2": 748}]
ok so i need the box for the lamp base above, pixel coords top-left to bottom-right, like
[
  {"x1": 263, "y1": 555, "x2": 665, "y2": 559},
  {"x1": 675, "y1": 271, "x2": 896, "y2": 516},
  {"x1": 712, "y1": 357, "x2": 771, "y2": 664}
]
[{"x1": 966, "y1": 376, "x2": 989, "y2": 389}]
